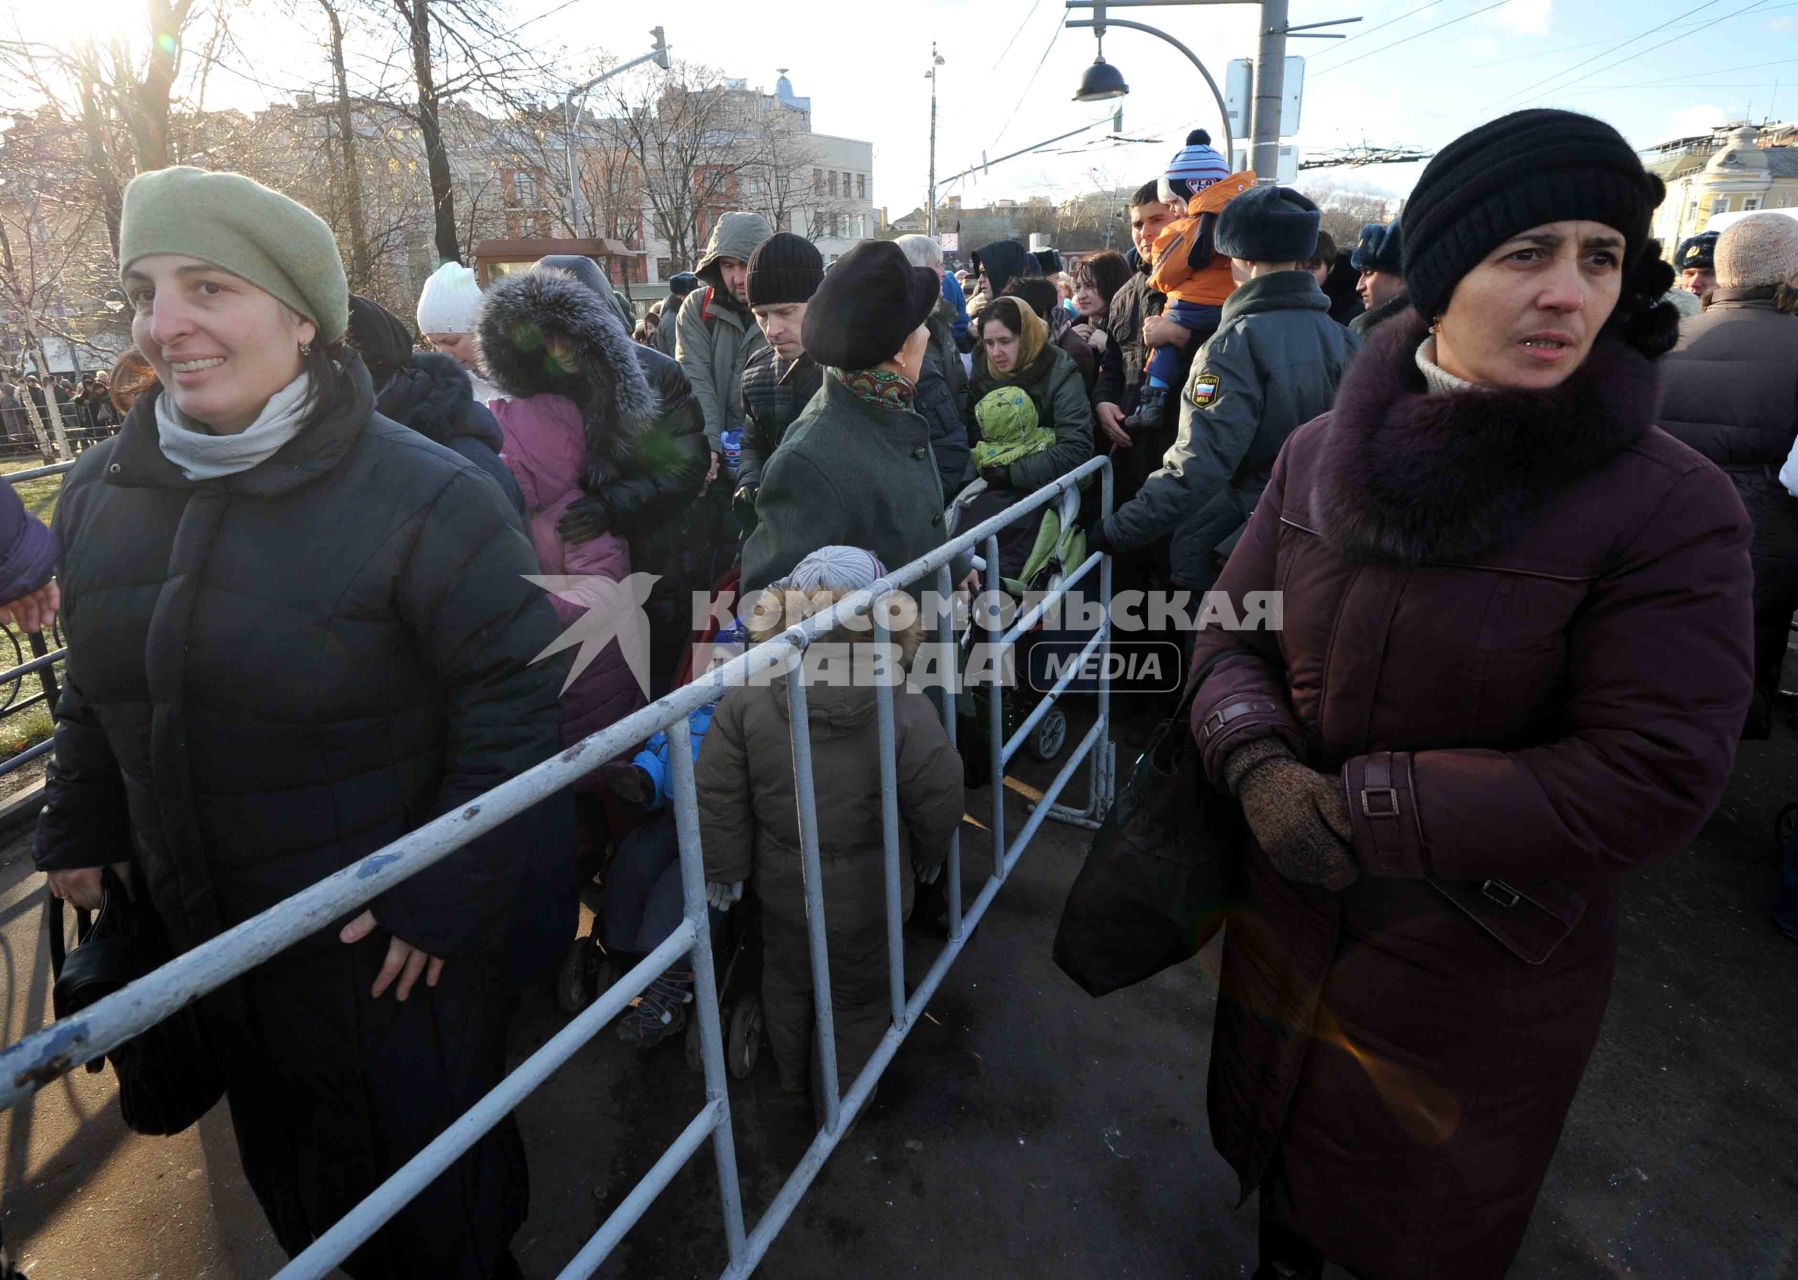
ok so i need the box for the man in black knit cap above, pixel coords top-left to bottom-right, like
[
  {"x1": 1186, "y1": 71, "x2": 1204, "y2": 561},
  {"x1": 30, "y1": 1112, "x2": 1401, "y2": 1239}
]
[{"x1": 734, "y1": 232, "x2": 826, "y2": 526}]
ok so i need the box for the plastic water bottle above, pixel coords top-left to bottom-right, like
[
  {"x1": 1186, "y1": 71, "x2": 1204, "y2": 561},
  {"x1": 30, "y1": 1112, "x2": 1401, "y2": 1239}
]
[{"x1": 720, "y1": 426, "x2": 742, "y2": 478}]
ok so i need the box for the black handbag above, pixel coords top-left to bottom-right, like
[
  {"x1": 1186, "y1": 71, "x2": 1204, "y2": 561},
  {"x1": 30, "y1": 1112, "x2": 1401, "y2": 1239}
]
[
  {"x1": 47, "y1": 867, "x2": 226, "y2": 1136},
  {"x1": 1053, "y1": 661, "x2": 1245, "y2": 996}
]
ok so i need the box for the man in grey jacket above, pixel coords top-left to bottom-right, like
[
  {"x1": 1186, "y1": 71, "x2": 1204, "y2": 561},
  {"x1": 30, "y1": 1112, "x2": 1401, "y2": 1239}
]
[
  {"x1": 1090, "y1": 187, "x2": 1359, "y2": 591},
  {"x1": 675, "y1": 212, "x2": 772, "y2": 479}
]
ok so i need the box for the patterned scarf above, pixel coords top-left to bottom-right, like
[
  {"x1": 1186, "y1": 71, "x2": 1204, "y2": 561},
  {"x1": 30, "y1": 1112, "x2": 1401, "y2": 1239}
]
[{"x1": 834, "y1": 366, "x2": 917, "y2": 411}]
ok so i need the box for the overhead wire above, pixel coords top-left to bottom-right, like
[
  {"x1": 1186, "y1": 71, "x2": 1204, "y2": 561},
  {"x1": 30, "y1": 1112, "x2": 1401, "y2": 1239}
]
[
  {"x1": 1310, "y1": 0, "x2": 1519, "y2": 79},
  {"x1": 1494, "y1": 0, "x2": 1732, "y2": 105},
  {"x1": 1308, "y1": 0, "x2": 1450, "y2": 63},
  {"x1": 1496, "y1": 0, "x2": 1780, "y2": 106}
]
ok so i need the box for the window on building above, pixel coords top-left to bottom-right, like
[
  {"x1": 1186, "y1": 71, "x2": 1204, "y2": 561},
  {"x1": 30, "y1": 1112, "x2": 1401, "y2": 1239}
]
[
  {"x1": 842, "y1": 171, "x2": 852, "y2": 196},
  {"x1": 828, "y1": 171, "x2": 838, "y2": 198},
  {"x1": 513, "y1": 171, "x2": 538, "y2": 207},
  {"x1": 814, "y1": 168, "x2": 823, "y2": 193},
  {"x1": 1744, "y1": 194, "x2": 1763, "y2": 211},
  {"x1": 1712, "y1": 194, "x2": 1732, "y2": 215},
  {"x1": 857, "y1": 173, "x2": 866, "y2": 200}
]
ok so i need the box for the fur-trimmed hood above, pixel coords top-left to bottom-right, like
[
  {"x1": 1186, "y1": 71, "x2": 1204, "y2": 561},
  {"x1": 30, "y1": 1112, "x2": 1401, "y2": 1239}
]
[
  {"x1": 375, "y1": 351, "x2": 501, "y2": 450},
  {"x1": 1313, "y1": 311, "x2": 1660, "y2": 565},
  {"x1": 479, "y1": 267, "x2": 659, "y2": 470}
]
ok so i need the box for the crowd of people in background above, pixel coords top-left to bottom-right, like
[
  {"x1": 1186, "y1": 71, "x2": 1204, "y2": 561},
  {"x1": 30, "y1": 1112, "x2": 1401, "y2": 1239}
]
[{"x1": 2, "y1": 100, "x2": 1795, "y2": 1280}]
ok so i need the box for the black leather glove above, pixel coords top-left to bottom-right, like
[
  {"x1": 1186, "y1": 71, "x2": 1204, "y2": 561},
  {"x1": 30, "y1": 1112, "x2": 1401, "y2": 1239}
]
[
  {"x1": 556, "y1": 493, "x2": 613, "y2": 544},
  {"x1": 979, "y1": 463, "x2": 1012, "y2": 490},
  {"x1": 731, "y1": 482, "x2": 759, "y2": 524},
  {"x1": 1222, "y1": 737, "x2": 1358, "y2": 891}
]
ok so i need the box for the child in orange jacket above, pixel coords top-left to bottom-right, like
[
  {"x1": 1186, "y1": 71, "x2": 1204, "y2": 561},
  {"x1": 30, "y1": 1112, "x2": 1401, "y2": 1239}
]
[{"x1": 1136, "y1": 129, "x2": 1256, "y2": 425}]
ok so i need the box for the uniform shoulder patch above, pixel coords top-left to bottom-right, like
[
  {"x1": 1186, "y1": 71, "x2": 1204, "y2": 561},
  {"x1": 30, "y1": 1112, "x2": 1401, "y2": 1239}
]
[{"x1": 1188, "y1": 372, "x2": 1221, "y2": 408}]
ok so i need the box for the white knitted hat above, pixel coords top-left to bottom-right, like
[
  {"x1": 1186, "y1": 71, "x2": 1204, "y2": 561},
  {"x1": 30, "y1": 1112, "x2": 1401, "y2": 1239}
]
[
  {"x1": 785, "y1": 545, "x2": 888, "y2": 595},
  {"x1": 416, "y1": 261, "x2": 485, "y2": 334},
  {"x1": 1714, "y1": 213, "x2": 1798, "y2": 290}
]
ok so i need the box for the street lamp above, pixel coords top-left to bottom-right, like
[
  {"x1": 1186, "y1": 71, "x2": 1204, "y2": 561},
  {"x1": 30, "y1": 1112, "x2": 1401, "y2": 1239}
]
[
  {"x1": 1073, "y1": 44, "x2": 1128, "y2": 102},
  {"x1": 564, "y1": 26, "x2": 669, "y2": 235},
  {"x1": 927, "y1": 44, "x2": 945, "y2": 239}
]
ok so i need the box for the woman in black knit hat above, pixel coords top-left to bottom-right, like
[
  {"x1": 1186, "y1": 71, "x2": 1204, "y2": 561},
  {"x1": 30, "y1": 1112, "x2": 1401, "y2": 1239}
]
[{"x1": 1184, "y1": 109, "x2": 1754, "y2": 1279}]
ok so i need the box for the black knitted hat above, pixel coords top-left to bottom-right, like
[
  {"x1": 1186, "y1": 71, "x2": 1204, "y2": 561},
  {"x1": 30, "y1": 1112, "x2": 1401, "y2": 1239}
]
[
  {"x1": 746, "y1": 232, "x2": 825, "y2": 309},
  {"x1": 1215, "y1": 186, "x2": 1321, "y2": 263},
  {"x1": 1401, "y1": 109, "x2": 1666, "y2": 321},
  {"x1": 345, "y1": 294, "x2": 414, "y2": 385}
]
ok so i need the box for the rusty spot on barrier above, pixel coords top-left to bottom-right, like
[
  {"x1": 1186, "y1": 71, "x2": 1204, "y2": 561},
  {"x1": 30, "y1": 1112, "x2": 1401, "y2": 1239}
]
[
  {"x1": 462, "y1": 804, "x2": 481, "y2": 820},
  {"x1": 13, "y1": 1053, "x2": 73, "y2": 1088}
]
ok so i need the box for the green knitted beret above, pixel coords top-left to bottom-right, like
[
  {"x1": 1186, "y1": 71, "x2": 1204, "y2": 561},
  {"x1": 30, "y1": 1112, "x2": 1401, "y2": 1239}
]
[{"x1": 119, "y1": 166, "x2": 350, "y2": 342}]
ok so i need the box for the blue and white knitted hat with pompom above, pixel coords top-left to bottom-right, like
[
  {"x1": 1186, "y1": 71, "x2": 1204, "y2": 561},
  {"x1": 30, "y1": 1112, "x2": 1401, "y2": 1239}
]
[{"x1": 1161, "y1": 129, "x2": 1232, "y2": 204}]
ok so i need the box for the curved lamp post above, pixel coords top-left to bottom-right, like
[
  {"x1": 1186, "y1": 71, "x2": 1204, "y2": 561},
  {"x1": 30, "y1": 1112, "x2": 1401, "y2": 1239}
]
[{"x1": 1067, "y1": 17, "x2": 1232, "y2": 164}]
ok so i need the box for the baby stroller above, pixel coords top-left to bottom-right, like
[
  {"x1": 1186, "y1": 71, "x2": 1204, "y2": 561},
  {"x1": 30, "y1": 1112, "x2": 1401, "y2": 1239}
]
[{"x1": 945, "y1": 475, "x2": 1092, "y2": 778}]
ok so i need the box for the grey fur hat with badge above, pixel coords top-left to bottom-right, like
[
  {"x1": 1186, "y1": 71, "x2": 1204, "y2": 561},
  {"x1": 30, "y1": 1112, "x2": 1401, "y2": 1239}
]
[{"x1": 1214, "y1": 186, "x2": 1322, "y2": 264}]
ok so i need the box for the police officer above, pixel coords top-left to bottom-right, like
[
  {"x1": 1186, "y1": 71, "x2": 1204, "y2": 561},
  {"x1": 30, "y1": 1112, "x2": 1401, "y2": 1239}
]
[
  {"x1": 1676, "y1": 230, "x2": 1719, "y2": 297},
  {"x1": 1089, "y1": 186, "x2": 1360, "y2": 594}
]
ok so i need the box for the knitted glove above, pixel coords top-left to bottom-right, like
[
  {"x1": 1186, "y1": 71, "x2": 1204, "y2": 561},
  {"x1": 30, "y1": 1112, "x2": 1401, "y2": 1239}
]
[
  {"x1": 979, "y1": 463, "x2": 1012, "y2": 490},
  {"x1": 556, "y1": 493, "x2": 614, "y2": 544},
  {"x1": 1221, "y1": 737, "x2": 1358, "y2": 891},
  {"x1": 705, "y1": 880, "x2": 743, "y2": 913}
]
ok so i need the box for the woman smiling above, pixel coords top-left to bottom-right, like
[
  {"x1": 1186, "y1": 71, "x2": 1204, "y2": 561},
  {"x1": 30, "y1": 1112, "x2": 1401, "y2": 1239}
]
[
  {"x1": 1186, "y1": 111, "x2": 1754, "y2": 1279},
  {"x1": 33, "y1": 167, "x2": 564, "y2": 1280}
]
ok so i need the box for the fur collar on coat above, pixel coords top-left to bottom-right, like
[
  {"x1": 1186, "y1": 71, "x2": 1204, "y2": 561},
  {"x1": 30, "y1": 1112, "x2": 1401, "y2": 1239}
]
[
  {"x1": 1313, "y1": 311, "x2": 1660, "y2": 565},
  {"x1": 480, "y1": 267, "x2": 659, "y2": 485}
]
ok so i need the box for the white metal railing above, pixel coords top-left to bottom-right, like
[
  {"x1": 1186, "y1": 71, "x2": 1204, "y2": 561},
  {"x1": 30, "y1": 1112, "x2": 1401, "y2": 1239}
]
[{"x1": 0, "y1": 454, "x2": 1116, "y2": 1278}]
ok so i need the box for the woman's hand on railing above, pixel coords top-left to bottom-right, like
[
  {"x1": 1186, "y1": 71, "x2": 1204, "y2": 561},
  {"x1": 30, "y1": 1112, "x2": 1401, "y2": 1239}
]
[
  {"x1": 46, "y1": 860, "x2": 132, "y2": 911},
  {"x1": 0, "y1": 580, "x2": 59, "y2": 635},
  {"x1": 340, "y1": 909, "x2": 444, "y2": 1001}
]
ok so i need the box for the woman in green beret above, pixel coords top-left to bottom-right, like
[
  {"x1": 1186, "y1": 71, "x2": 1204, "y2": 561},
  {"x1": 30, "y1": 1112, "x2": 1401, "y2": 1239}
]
[{"x1": 33, "y1": 166, "x2": 566, "y2": 1280}]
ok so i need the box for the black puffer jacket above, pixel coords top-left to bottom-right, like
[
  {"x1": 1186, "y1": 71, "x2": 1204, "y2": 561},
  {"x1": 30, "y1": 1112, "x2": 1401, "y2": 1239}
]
[
  {"x1": 34, "y1": 356, "x2": 566, "y2": 958},
  {"x1": 376, "y1": 351, "x2": 526, "y2": 517},
  {"x1": 919, "y1": 314, "x2": 972, "y2": 498}
]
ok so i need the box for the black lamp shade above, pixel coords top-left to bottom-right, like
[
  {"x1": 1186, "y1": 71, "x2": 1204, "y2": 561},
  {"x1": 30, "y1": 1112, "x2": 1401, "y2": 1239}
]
[{"x1": 1074, "y1": 57, "x2": 1129, "y2": 102}]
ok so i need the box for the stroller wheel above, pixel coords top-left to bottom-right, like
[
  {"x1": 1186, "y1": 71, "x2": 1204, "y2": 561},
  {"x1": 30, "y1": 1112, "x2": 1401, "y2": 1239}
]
[
  {"x1": 556, "y1": 935, "x2": 602, "y2": 1015},
  {"x1": 684, "y1": 1011, "x2": 704, "y2": 1073},
  {"x1": 1028, "y1": 706, "x2": 1069, "y2": 762},
  {"x1": 728, "y1": 996, "x2": 763, "y2": 1080}
]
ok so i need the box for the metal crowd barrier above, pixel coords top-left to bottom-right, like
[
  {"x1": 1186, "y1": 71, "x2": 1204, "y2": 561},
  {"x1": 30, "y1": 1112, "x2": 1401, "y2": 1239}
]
[
  {"x1": 0, "y1": 461, "x2": 74, "y2": 779},
  {"x1": 0, "y1": 454, "x2": 1117, "y2": 1278}
]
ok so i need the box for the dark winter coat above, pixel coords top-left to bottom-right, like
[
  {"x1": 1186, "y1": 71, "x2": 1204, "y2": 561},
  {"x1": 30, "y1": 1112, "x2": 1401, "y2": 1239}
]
[
  {"x1": 1349, "y1": 289, "x2": 1411, "y2": 337},
  {"x1": 376, "y1": 351, "x2": 526, "y2": 517},
  {"x1": 738, "y1": 345, "x2": 824, "y2": 491},
  {"x1": 1096, "y1": 257, "x2": 1165, "y2": 406},
  {"x1": 740, "y1": 374, "x2": 951, "y2": 593},
  {"x1": 1189, "y1": 313, "x2": 1753, "y2": 1280},
  {"x1": 965, "y1": 343, "x2": 1094, "y2": 494},
  {"x1": 33, "y1": 355, "x2": 568, "y2": 1277},
  {"x1": 677, "y1": 212, "x2": 772, "y2": 450},
  {"x1": 1321, "y1": 259, "x2": 1365, "y2": 325},
  {"x1": 920, "y1": 312, "x2": 972, "y2": 497},
  {"x1": 1101, "y1": 271, "x2": 1358, "y2": 587},
  {"x1": 1660, "y1": 286, "x2": 1798, "y2": 736}
]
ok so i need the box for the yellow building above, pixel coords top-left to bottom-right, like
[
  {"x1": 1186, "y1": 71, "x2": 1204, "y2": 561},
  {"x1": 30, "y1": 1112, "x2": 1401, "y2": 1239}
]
[{"x1": 1648, "y1": 121, "x2": 1798, "y2": 248}]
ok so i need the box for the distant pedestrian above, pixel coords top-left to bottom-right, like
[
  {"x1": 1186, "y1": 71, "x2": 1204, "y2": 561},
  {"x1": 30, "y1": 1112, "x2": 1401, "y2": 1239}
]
[
  {"x1": 674, "y1": 212, "x2": 773, "y2": 481},
  {"x1": 897, "y1": 233, "x2": 974, "y2": 497},
  {"x1": 1660, "y1": 211, "x2": 1798, "y2": 738},
  {"x1": 1675, "y1": 229, "x2": 1718, "y2": 297},
  {"x1": 416, "y1": 260, "x2": 500, "y2": 401},
  {"x1": 1306, "y1": 229, "x2": 1363, "y2": 326},
  {"x1": 1348, "y1": 219, "x2": 1408, "y2": 336},
  {"x1": 736, "y1": 232, "x2": 827, "y2": 524},
  {"x1": 653, "y1": 271, "x2": 699, "y2": 358}
]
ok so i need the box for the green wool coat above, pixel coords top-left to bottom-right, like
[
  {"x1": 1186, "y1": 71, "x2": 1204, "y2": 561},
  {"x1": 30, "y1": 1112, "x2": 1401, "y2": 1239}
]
[{"x1": 740, "y1": 374, "x2": 951, "y2": 593}]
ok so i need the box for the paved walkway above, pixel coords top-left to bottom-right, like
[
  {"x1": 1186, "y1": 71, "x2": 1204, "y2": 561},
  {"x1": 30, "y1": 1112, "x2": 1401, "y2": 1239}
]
[{"x1": 2, "y1": 716, "x2": 1796, "y2": 1279}]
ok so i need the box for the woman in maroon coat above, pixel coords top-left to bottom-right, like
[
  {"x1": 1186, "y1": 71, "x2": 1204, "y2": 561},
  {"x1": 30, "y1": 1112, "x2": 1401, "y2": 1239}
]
[{"x1": 1189, "y1": 110, "x2": 1755, "y2": 1280}]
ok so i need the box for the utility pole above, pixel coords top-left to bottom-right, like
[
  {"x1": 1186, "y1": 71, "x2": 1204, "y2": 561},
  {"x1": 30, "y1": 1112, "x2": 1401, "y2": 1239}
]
[
  {"x1": 1251, "y1": 0, "x2": 1286, "y2": 183},
  {"x1": 927, "y1": 44, "x2": 944, "y2": 238}
]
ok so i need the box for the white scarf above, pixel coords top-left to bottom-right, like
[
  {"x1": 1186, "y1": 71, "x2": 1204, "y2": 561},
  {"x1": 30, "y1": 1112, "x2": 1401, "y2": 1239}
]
[
  {"x1": 1414, "y1": 335, "x2": 1475, "y2": 396},
  {"x1": 155, "y1": 371, "x2": 314, "y2": 481}
]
